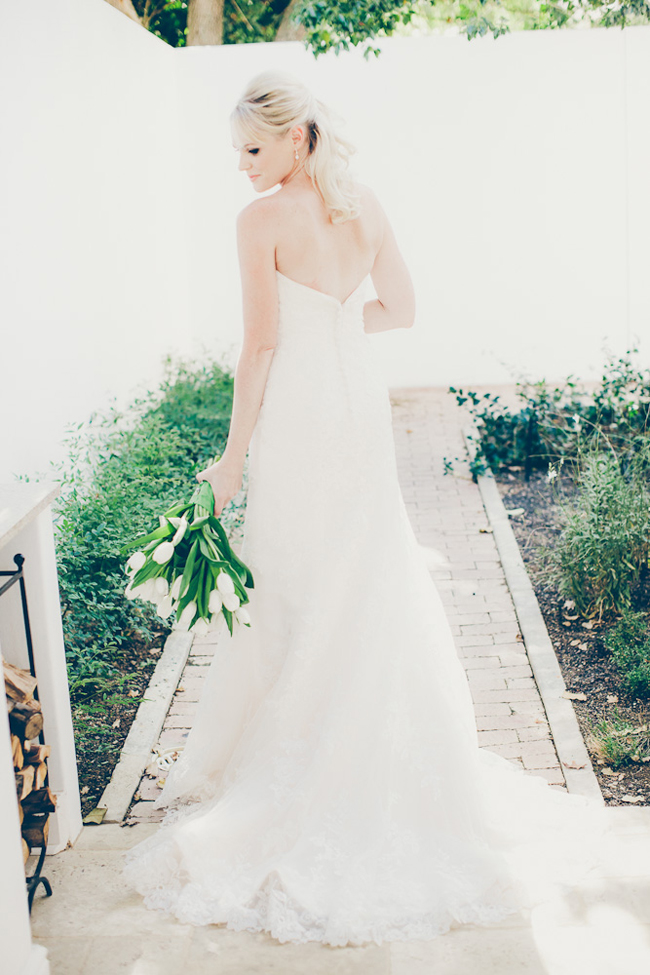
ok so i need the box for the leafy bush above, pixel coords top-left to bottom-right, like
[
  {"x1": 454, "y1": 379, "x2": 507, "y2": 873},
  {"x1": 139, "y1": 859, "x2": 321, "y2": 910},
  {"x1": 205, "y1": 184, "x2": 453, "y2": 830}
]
[
  {"x1": 551, "y1": 451, "x2": 650, "y2": 619},
  {"x1": 451, "y1": 381, "x2": 581, "y2": 479},
  {"x1": 51, "y1": 355, "x2": 237, "y2": 698},
  {"x1": 64, "y1": 642, "x2": 121, "y2": 698},
  {"x1": 451, "y1": 350, "x2": 650, "y2": 480},
  {"x1": 142, "y1": 355, "x2": 234, "y2": 463},
  {"x1": 605, "y1": 611, "x2": 650, "y2": 698}
]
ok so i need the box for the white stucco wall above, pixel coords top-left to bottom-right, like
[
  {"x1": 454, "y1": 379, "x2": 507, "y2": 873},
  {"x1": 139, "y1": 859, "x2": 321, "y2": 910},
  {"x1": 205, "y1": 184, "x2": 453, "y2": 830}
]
[
  {"x1": 1, "y1": 1, "x2": 649, "y2": 482},
  {"x1": 176, "y1": 27, "x2": 650, "y2": 393},
  {"x1": 0, "y1": 0, "x2": 189, "y2": 482}
]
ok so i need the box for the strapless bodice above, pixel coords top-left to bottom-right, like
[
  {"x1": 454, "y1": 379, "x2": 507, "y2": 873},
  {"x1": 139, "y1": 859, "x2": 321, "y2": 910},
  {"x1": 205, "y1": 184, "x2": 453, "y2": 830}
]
[{"x1": 275, "y1": 269, "x2": 368, "y2": 331}]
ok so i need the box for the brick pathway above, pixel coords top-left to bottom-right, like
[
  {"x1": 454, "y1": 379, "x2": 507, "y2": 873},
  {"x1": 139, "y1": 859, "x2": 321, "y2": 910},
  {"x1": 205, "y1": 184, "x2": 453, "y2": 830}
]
[
  {"x1": 390, "y1": 388, "x2": 564, "y2": 787},
  {"x1": 126, "y1": 388, "x2": 563, "y2": 822}
]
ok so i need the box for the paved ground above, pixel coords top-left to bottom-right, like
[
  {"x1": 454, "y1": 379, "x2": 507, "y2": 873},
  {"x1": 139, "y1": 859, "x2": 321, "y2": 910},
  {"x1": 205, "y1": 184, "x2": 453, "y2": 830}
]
[
  {"x1": 29, "y1": 812, "x2": 650, "y2": 975},
  {"x1": 30, "y1": 388, "x2": 650, "y2": 974},
  {"x1": 391, "y1": 388, "x2": 564, "y2": 784}
]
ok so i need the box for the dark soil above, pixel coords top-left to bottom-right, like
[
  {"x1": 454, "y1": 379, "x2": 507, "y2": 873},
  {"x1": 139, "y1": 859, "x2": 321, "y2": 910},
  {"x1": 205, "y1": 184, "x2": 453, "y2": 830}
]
[
  {"x1": 72, "y1": 625, "x2": 168, "y2": 818},
  {"x1": 496, "y1": 467, "x2": 650, "y2": 807}
]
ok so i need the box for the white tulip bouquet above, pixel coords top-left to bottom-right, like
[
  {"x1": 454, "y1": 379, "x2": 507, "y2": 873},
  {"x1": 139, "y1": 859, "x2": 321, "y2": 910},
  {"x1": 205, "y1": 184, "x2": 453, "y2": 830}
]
[{"x1": 120, "y1": 480, "x2": 254, "y2": 637}]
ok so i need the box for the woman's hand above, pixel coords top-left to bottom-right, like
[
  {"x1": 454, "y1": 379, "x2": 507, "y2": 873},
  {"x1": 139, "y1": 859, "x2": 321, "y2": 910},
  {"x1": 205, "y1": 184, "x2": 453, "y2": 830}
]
[{"x1": 196, "y1": 457, "x2": 243, "y2": 518}]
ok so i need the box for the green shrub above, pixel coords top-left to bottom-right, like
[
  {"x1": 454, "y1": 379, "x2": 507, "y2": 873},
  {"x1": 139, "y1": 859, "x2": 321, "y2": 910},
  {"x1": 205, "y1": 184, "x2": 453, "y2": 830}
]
[
  {"x1": 450, "y1": 349, "x2": 650, "y2": 480},
  {"x1": 551, "y1": 451, "x2": 650, "y2": 619},
  {"x1": 143, "y1": 355, "x2": 235, "y2": 462},
  {"x1": 51, "y1": 355, "x2": 237, "y2": 698},
  {"x1": 64, "y1": 642, "x2": 121, "y2": 698},
  {"x1": 605, "y1": 611, "x2": 650, "y2": 698}
]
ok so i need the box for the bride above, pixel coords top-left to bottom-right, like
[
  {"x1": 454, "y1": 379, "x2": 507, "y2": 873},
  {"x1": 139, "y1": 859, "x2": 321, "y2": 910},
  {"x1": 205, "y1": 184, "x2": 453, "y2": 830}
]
[{"x1": 121, "y1": 69, "x2": 608, "y2": 947}]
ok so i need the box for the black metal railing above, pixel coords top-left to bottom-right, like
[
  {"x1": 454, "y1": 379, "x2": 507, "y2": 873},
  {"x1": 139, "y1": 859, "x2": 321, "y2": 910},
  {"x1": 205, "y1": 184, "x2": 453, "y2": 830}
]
[{"x1": 1, "y1": 553, "x2": 53, "y2": 910}]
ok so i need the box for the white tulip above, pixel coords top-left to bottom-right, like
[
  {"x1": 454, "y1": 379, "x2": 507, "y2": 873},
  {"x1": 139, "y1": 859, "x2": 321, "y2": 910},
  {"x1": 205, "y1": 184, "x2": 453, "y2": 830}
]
[
  {"x1": 216, "y1": 571, "x2": 235, "y2": 596},
  {"x1": 152, "y1": 541, "x2": 175, "y2": 564},
  {"x1": 175, "y1": 601, "x2": 197, "y2": 630},
  {"x1": 208, "y1": 589, "x2": 223, "y2": 613},
  {"x1": 207, "y1": 613, "x2": 222, "y2": 632},
  {"x1": 235, "y1": 606, "x2": 251, "y2": 626},
  {"x1": 170, "y1": 576, "x2": 182, "y2": 600},
  {"x1": 141, "y1": 579, "x2": 159, "y2": 602},
  {"x1": 127, "y1": 551, "x2": 146, "y2": 573},
  {"x1": 222, "y1": 591, "x2": 240, "y2": 612},
  {"x1": 155, "y1": 576, "x2": 169, "y2": 597},
  {"x1": 125, "y1": 579, "x2": 153, "y2": 602},
  {"x1": 190, "y1": 617, "x2": 209, "y2": 636},
  {"x1": 157, "y1": 594, "x2": 174, "y2": 619},
  {"x1": 171, "y1": 516, "x2": 188, "y2": 546}
]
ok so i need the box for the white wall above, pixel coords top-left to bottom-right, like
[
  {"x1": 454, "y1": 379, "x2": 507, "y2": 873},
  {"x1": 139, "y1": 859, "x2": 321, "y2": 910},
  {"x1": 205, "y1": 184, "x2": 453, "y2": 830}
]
[
  {"x1": 177, "y1": 29, "x2": 650, "y2": 390},
  {"x1": 0, "y1": 0, "x2": 189, "y2": 482},
  {"x1": 1, "y1": 1, "x2": 649, "y2": 482}
]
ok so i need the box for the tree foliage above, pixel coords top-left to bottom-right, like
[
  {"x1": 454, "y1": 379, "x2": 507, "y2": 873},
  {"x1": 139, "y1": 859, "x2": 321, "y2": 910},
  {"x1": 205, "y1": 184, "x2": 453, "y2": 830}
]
[
  {"x1": 126, "y1": 0, "x2": 301, "y2": 46},
  {"x1": 111, "y1": 0, "x2": 650, "y2": 56},
  {"x1": 294, "y1": 0, "x2": 417, "y2": 57}
]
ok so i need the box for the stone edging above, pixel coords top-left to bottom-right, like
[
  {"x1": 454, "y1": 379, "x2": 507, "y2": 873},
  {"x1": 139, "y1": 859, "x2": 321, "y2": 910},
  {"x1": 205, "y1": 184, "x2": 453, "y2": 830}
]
[
  {"x1": 97, "y1": 630, "x2": 193, "y2": 823},
  {"x1": 462, "y1": 425, "x2": 603, "y2": 804}
]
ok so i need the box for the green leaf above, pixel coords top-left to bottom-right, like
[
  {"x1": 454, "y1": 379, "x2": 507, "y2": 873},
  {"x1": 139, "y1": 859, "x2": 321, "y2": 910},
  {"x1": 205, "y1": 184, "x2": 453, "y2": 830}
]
[
  {"x1": 228, "y1": 550, "x2": 255, "y2": 589},
  {"x1": 162, "y1": 500, "x2": 189, "y2": 519},
  {"x1": 197, "y1": 534, "x2": 219, "y2": 562},
  {"x1": 179, "y1": 538, "x2": 199, "y2": 599},
  {"x1": 131, "y1": 558, "x2": 162, "y2": 588},
  {"x1": 206, "y1": 517, "x2": 254, "y2": 587},
  {"x1": 120, "y1": 524, "x2": 169, "y2": 554},
  {"x1": 207, "y1": 514, "x2": 232, "y2": 550},
  {"x1": 229, "y1": 569, "x2": 249, "y2": 601},
  {"x1": 196, "y1": 480, "x2": 215, "y2": 512}
]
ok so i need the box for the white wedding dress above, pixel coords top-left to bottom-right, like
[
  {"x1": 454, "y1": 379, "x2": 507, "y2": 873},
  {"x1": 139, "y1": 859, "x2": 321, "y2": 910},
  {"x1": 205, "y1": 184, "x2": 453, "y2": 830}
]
[{"x1": 121, "y1": 269, "x2": 609, "y2": 946}]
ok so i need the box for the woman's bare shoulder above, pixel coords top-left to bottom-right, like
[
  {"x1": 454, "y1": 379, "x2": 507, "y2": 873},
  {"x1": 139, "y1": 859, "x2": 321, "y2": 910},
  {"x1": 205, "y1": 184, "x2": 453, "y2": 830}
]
[
  {"x1": 353, "y1": 181, "x2": 383, "y2": 213},
  {"x1": 351, "y1": 181, "x2": 385, "y2": 250},
  {"x1": 236, "y1": 195, "x2": 278, "y2": 227}
]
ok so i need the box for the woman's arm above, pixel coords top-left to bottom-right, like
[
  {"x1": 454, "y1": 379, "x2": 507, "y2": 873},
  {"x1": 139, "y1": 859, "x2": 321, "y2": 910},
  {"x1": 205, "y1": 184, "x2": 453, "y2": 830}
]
[
  {"x1": 197, "y1": 200, "x2": 279, "y2": 516},
  {"x1": 364, "y1": 197, "x2": 416, "y2": 334}
]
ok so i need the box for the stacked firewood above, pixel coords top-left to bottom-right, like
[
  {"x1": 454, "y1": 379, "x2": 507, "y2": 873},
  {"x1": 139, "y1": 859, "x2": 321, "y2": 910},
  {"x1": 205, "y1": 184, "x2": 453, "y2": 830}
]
[{"x1": 5, "y1": 660, "x2": 56, "y2": 863}]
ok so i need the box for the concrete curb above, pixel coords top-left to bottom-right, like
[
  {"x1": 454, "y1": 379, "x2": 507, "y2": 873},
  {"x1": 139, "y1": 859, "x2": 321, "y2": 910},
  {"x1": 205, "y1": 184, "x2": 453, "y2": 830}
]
[
  {"x1": 462, "y1": 425, "x2": 604, "y2": 804},
  {"x1": 97, "y1": 630, "x2": 193, "y2": 823}
]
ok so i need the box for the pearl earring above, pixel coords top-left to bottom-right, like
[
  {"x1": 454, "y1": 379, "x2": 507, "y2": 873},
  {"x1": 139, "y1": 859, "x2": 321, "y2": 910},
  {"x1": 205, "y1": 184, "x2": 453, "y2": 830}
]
[{"x1": 294, "y1": 148, "x2": 299, "y2": 160}]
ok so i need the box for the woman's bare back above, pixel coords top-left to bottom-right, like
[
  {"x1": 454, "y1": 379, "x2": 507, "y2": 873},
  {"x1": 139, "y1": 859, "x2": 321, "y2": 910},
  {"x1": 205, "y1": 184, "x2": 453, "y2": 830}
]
[{"x1": 271, "y1": 181, "x2": 383, "y2": 305}]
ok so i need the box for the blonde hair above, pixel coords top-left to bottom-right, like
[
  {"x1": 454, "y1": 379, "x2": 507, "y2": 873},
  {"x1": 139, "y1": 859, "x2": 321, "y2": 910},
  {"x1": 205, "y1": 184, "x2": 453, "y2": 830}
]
[{"x1": 231, "y1": 70, "x2": 361, "y2": 224}]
